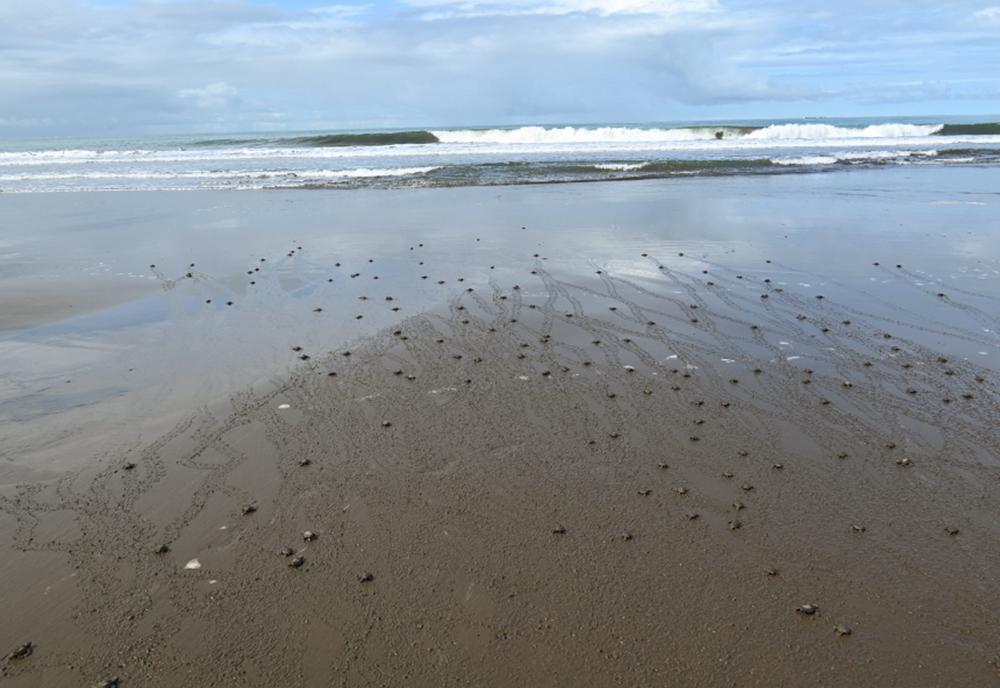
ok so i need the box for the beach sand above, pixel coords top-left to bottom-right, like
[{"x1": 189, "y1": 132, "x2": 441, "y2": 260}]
[{"x1": 2, "y1": 167, "x2": 999, "y2": 686}]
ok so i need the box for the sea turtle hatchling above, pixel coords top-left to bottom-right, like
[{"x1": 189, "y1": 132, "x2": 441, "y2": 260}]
[
  {"x1": 8, "y1": 642, "x2": 33, "y2": 660},
  {"x1": 834, "y1": 625, "x2": 852, "y2": 636},
  {"x1": 303, "y1": 531, "x2": 317, "y2": 542},
  {"x1": 797, "y1": 604, "x2": 818, "y2": 616},
  {"x1": 289, "y1": 556, "x2": 305, "y2": 568}
]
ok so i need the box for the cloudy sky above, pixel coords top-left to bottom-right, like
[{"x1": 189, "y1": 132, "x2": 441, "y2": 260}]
[{"x1": 1, "y1": 0, "x2": 999, "y2": 136}]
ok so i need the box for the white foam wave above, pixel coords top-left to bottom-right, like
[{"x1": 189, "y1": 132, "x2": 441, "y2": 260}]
[
  {"x1": 432, "y1": 126, "x2": 741, "y2": 144},
  {"x1": 431, "y1": 123, "x2": 945, "y2": 144},
  {"x1": 0, "y1": 166, "x2": 439, "y2": 183},
  {"x1": 770, "y1": 150, "x2": 939, "y2": 166},
  {"x1": 592, "y1": 162, "x2": 649, "y2": 171},
  {"x1": 746, "y1": 123, "x2": 942, "y2": 140}
]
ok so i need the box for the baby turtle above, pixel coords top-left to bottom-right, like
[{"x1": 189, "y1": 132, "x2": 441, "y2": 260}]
[
  {"x1": 289, "y1": 555, "x2": 305, "y2": 568},
  {"x1": 96, "y1": 678, "x2": 121, "y2": 688},
  {"x1": 358, "y1": 572, "x2": 375, "y2": 583},
  {"x1": 686, "y1": 512, "x2": 700, "y2": 520},
  {"x1": 732, "y1": 501, "x2": 745, "y2": 511},
  {"x1": 657, "y1": 462, "x2": 670, "y2": 470},
  {"x1": 674, "y1": 487, "x2": 689, "y2": 495},
  {"x1": 381, "y1": 421, "x2": 392, "y2": 428},
  {"x1": 9, "y1": 642, "x2": 33, "y2": 660},
  {"x1": 834, "y1": 625, "x2": 852, "y2": 637},
  {"x1": 772, "y1": 463, "x2": 784, "y2": 470},
  {"x1": 851, "y1": 524, "x2": 866, "y2": 533},
  {"x1": 637, "y1": 489, "x2": 652, "y2": 496},
  {"x1": 721, "y1": 471, "x2": 734, "y2": 479},
  {"x1": 242, "y1": 504, "x2": 257, "y2": 516},
  {"x1": 303, "y1": 530, "x2": 317, "y2": 542},
  {"x1": 945, "y1": 526, "x2": 960, "y2": 536},
  {"x1": 154, "y1": 544, "x2": 170, "y2": 555},
  {"x1": 765, "y1": 567, "x2": 779, "y2": 577},
  {"x1": 740, "y1": 483, "x2": 754, "y2": 492},
  {"x1": 122, "y1": 462, "x2": 136, "y2": 471},
  {"x1": 896, "y1": 457, "x2": 913, "y2": 467},
  {"x1": 621, "y1": 532, "x2": 634, "y2": 541},
  {"x1": 279, "y1": 546, "x2": 295, "y2": 557},
  {"x1": 796, "y1": 604, "x2": 818, "y2": 616},
  {"x1": 728, "y1": 520, "x2": 743, "y2": 531},
  {"x1": 552, "y1": 525, "x2": 567, "y2": 535}
]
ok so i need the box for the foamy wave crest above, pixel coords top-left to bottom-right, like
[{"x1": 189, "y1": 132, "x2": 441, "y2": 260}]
[
  {"x1": 770, "y1": 150, "x2": 939, "y2": 166},
  {"x1": 431, "y1": 126, "x2": 749, "y2": 144},
  {"x1": 747, "y1": 123, "x2": 943, "y2": 140},
  {"x1": 0, "y1": 167, "x2": 439, "y2": 182},
  {"x1": 297, "y1": 166, "x2": 439, "y2": 179},
  {"x1": 430, "y1": 123, "x2": 946, "y2": 144},
  {"x1": 592, "y1": 162, "x2": 650, "y2": 171}
]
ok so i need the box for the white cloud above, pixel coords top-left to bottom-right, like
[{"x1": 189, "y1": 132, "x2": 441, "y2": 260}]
[
  {"x1": 406, "y1": 0, "x2": 719, "y2": 19},
  {"x1": 0, "y1": 0, "x2": 998, "y2": 136},
  {"x1": 178, "y1": 82, "x2": 239, "y2": 109},
  {"x1": 972, "y1": 6, "x2": 1000, "y2": 24}
]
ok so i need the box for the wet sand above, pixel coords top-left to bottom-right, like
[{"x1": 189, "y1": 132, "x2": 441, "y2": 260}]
[{"x1": 2, "y1": 167, "x2": 1000, "y2": 686}]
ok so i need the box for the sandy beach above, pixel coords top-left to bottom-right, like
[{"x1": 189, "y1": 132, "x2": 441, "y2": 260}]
[{"x1": 2, "y1": 166, "x2": 999, "y2": 686}]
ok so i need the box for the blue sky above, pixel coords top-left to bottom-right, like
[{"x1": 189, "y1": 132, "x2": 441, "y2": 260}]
[{"x1": 1, "y1": 0, "x2": 998, "y2": 135}]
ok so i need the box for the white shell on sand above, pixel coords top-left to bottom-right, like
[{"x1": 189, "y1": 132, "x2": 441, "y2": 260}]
[{"x1": 184, "y1": 559, "x2": 202, "y2": 570}]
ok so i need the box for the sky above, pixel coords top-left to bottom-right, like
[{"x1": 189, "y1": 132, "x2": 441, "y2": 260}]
[{"x1": 1, "y1": 0, "x2": 999, "y2": 136}]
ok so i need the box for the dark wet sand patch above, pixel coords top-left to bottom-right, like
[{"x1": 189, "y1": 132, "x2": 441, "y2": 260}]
[{"x1": 2, "y1": 260, "x2": 999, "y2": 687}]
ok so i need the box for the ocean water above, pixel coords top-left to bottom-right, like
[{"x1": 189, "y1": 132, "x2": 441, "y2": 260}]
[{"x1": 1, "y1": 117, "x2": 999, "y2": 193}]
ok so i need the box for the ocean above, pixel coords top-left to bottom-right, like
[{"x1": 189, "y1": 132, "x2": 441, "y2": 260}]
[{"x1": 1, "y1": 116, "x2": 999, "y2": 193}]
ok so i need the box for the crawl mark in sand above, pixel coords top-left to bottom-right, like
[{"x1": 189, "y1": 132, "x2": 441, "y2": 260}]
[{"x1": 184, "y1": 559, "x2": 202, "y2": 570}]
